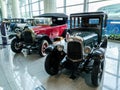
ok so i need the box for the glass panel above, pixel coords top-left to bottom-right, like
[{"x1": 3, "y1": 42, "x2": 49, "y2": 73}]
[
  {"x1": 89, "y1": 18, "x2": 99, "y2": 24},
  {"x1": 26, "y1": 0, "x2": 29, "y2": 4},
  {"x1": 32, "y1": 2, "x2": 39, "y2": 11},
  {"x1": 57, "y1": 8, "x2": 64, "y2": 13},
  {"x1": 22, "y1": 12, "x2": 26, "y2": 17},
  {"x1": 66, "y1": 5, "x2": 83, "y2": 15},
  {"x1": 32, "y1": 11, "x2": 39, "y2": 16},
  {"x1": 66, "y1": 0, "x2": 83, "y2": 6},
  {"x1": 40, "y1": 10, "x2": 44, "y2": 14},
  {"x1": 33, "y1": 17, "x2": 51, "y2": 25},
  {"x1": 40, "y1": 1, "x2": 44, "y2": 10},
  {"x1": 31, "y1": 0, "x2": 38, "y2": 3},
  {"x1": 89, "y1": 0, "x2": 120, "y2": 12},
  {"x1": 21, "y1": 7, "x2": 25, "y2": 13},
  {"x1": 26, "y1": 12, "x2": 30, "y2": 18},
  {"x1": 89, "y1": 0, "x2": 100, "y2": 2},
  {"x1": 56, "y1": 0, "x2": 64, "y2": 7},
  {"x1": 26, "y1": 5, "x2": 29, "y2": 12}
]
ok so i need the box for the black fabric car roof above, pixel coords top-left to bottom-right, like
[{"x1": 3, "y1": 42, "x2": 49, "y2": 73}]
[
  {"x1": 33, "y1": 13, "x2": 68, "y2": 18},
  {"x1": 70, "y1": 12, "x2": 107, "y2": 17}
]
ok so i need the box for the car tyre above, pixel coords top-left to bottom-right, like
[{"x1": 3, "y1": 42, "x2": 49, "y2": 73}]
[
  {"x1": 45, "y1": 53, "x2": 59, "y2": 75},
  {"x1": 91, "y1": 61, "x2": 104, "y2": 86},
  {"x1": 11, "y1": 38, "x2": 22, "y2": 53},
  {"x1": 39, "y1": 40, "x2": 49, "y2": 57}
]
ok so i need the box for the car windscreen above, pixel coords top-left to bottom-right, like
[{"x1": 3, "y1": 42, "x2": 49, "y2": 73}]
[{"x1": 33, "y1": 18, "x2": 51, "y2": 25}]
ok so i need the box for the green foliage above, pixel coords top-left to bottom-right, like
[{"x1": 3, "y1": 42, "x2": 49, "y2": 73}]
[{"x1": 108, "y1": 34, "x2": 120, "y2": 40}]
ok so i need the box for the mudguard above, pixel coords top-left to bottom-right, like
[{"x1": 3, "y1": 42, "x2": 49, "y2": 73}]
[
  {"x1": 36, "y1": 34, "x2": 52, "y2": 44},
  {"x1": 92, "y1": 48, "x2": 105, "y2": 60},
  {"x1": 49, "y1": 45, "x2": 66, "y2": 61},
  {"x1": 9, "y1": 33, "x2": 19, "y2": 39}
]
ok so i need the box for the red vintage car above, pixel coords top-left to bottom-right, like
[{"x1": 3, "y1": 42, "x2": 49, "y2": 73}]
[
  {"x1": 32, "y1": 13, "x2": 68, "y2": 38},
  {"x1": 9, "y1": 13, "x2": 68, "y2": 56}
]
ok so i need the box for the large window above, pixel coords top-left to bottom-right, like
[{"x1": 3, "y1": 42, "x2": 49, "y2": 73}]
[
  {"x1": 88, "y1": 0, "x2": 120, "y2": 19},
  {"x1": 32, "y1": 2, "x2": 39, "y2": 11},
  {"x1": 89, "y1": 0, "x2": 100, "y2": 2},
  {"x1": 66, "y1": 0, "x2": 83, "y2": 6},
  {"x1": 57, "y1": 8, "x2": 64, "y2": 13},
  {"x1": 66, "y1": 5, "x2": 83, "y2": 15},
  {"x1": 56, "y1": 0, "x2": 84, "y2": 15},
  {"x1": 56, "y1": 0, "x2": 64, "y2": 7},
  {"x1": 89, "y1": 0, "x2": 120, "y2": 12},
  {"x1": 32, "y1": 11, "x2": 39, "y2": 16},
  {"x1": 20, "y1": 0, "x2": 44, "y2": 18},
  {"x1": 19, "y1": 0, "x2": 120, "y2": 18},
  {"x1": 31, "y1": 0, "x2": 39, "y2": 3},
  {"x1": 26, "y1": 5, "x2": 29, "y2": 12},
  {"x1": 40, "y1": 1, "x2": 44, "y2": 10},
  {"x1": 25, "y1": 0, "x2": 29, "y2": 4}
]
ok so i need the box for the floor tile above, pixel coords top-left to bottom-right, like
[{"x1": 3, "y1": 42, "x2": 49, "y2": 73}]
[
  {"x1": 103, "y1": 72, "x2": 117, "y2": 90},
  {"x1": 0, "y1": 41, "x2": 120, "y2": 90},
  {"x1": 105, "y1": 58, "x2": 118, "y2": 75}
]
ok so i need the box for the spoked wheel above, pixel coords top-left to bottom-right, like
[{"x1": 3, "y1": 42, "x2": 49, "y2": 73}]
[
  {"x1": 91, "y1": 61, "x2": 104, "y2": 86},
  {"x1": 11, "y1": 38, "x2": 22, "y2": 53},
  {"x1": 45, "y1": 53, "x2": 59, "y2": 75},
  {"x1": 39, "y1": 40, "x2": 49, "y2": 57}
]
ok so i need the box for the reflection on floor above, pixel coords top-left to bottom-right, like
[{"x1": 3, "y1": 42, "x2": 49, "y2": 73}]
[{"x1": 0, "y1": 41, "x2": 120, "y2": 90}]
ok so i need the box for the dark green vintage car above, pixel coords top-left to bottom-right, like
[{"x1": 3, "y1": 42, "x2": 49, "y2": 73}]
[{"x1": 44, "y1": 12, "x2": 108, "y2": 87}]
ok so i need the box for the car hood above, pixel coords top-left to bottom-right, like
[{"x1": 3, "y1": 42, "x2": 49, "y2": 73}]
[{"x1": 29, "y1": 25, "x2": 51, "y2": 34}]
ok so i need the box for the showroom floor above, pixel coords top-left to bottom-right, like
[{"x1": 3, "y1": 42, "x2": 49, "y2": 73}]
[{"x1": 0, "y1": 41, "x2": 120, "y2": 90}]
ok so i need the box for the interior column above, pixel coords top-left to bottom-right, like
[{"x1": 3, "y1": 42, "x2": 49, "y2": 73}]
[{"x1": 44, "y1": 0, "x2": 57, "y2": 13}]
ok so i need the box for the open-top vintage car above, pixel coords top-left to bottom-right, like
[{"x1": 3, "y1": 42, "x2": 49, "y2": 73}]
[
  {"x1": 9, "y1": 13, "x2": 68, "y2": 56},
  {"x1": 44, "y1": 12, "x2": 108, "y2": 86}
]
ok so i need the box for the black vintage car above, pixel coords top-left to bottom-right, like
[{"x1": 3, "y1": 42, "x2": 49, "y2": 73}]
[{"x1": 44, "y1": 12, "x2": 108, "y2": 86}]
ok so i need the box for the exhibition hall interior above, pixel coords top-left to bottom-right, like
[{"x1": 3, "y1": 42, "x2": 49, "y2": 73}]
[{"x1": 0, "y1": 0, "x2": 120, "y2": 90}]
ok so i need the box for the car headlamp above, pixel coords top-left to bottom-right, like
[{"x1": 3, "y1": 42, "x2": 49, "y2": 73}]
[
  {"x1": 57, "y1": 45, "x2": 64, "y2": 51},
  {"x1": 84, "y1": 46, "x2": 91, "y2": 54}
]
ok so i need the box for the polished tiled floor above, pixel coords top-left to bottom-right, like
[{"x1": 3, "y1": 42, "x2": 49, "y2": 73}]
[{"x1": 0, "y1": 41, "x2": 120, "y2": 90}]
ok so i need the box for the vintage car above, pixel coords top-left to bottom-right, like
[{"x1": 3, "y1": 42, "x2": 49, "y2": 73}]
[
  {"x1": 44, "y1": 12, "x2": 108, "y2": 86},
  {"x1": 32, "y1": 13, "x2": 68, "y2": 38},
  {"x1": 9, "y1": 13, "x2": 68, "y2": 57},
  {"x1": 9, "y1": 18, "x2": 27, "y2": 32}
]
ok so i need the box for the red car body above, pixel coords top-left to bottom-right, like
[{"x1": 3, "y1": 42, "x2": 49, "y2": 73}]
[{"x1": 32, "y1": 24, "x2": 67, "y2": 39}]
